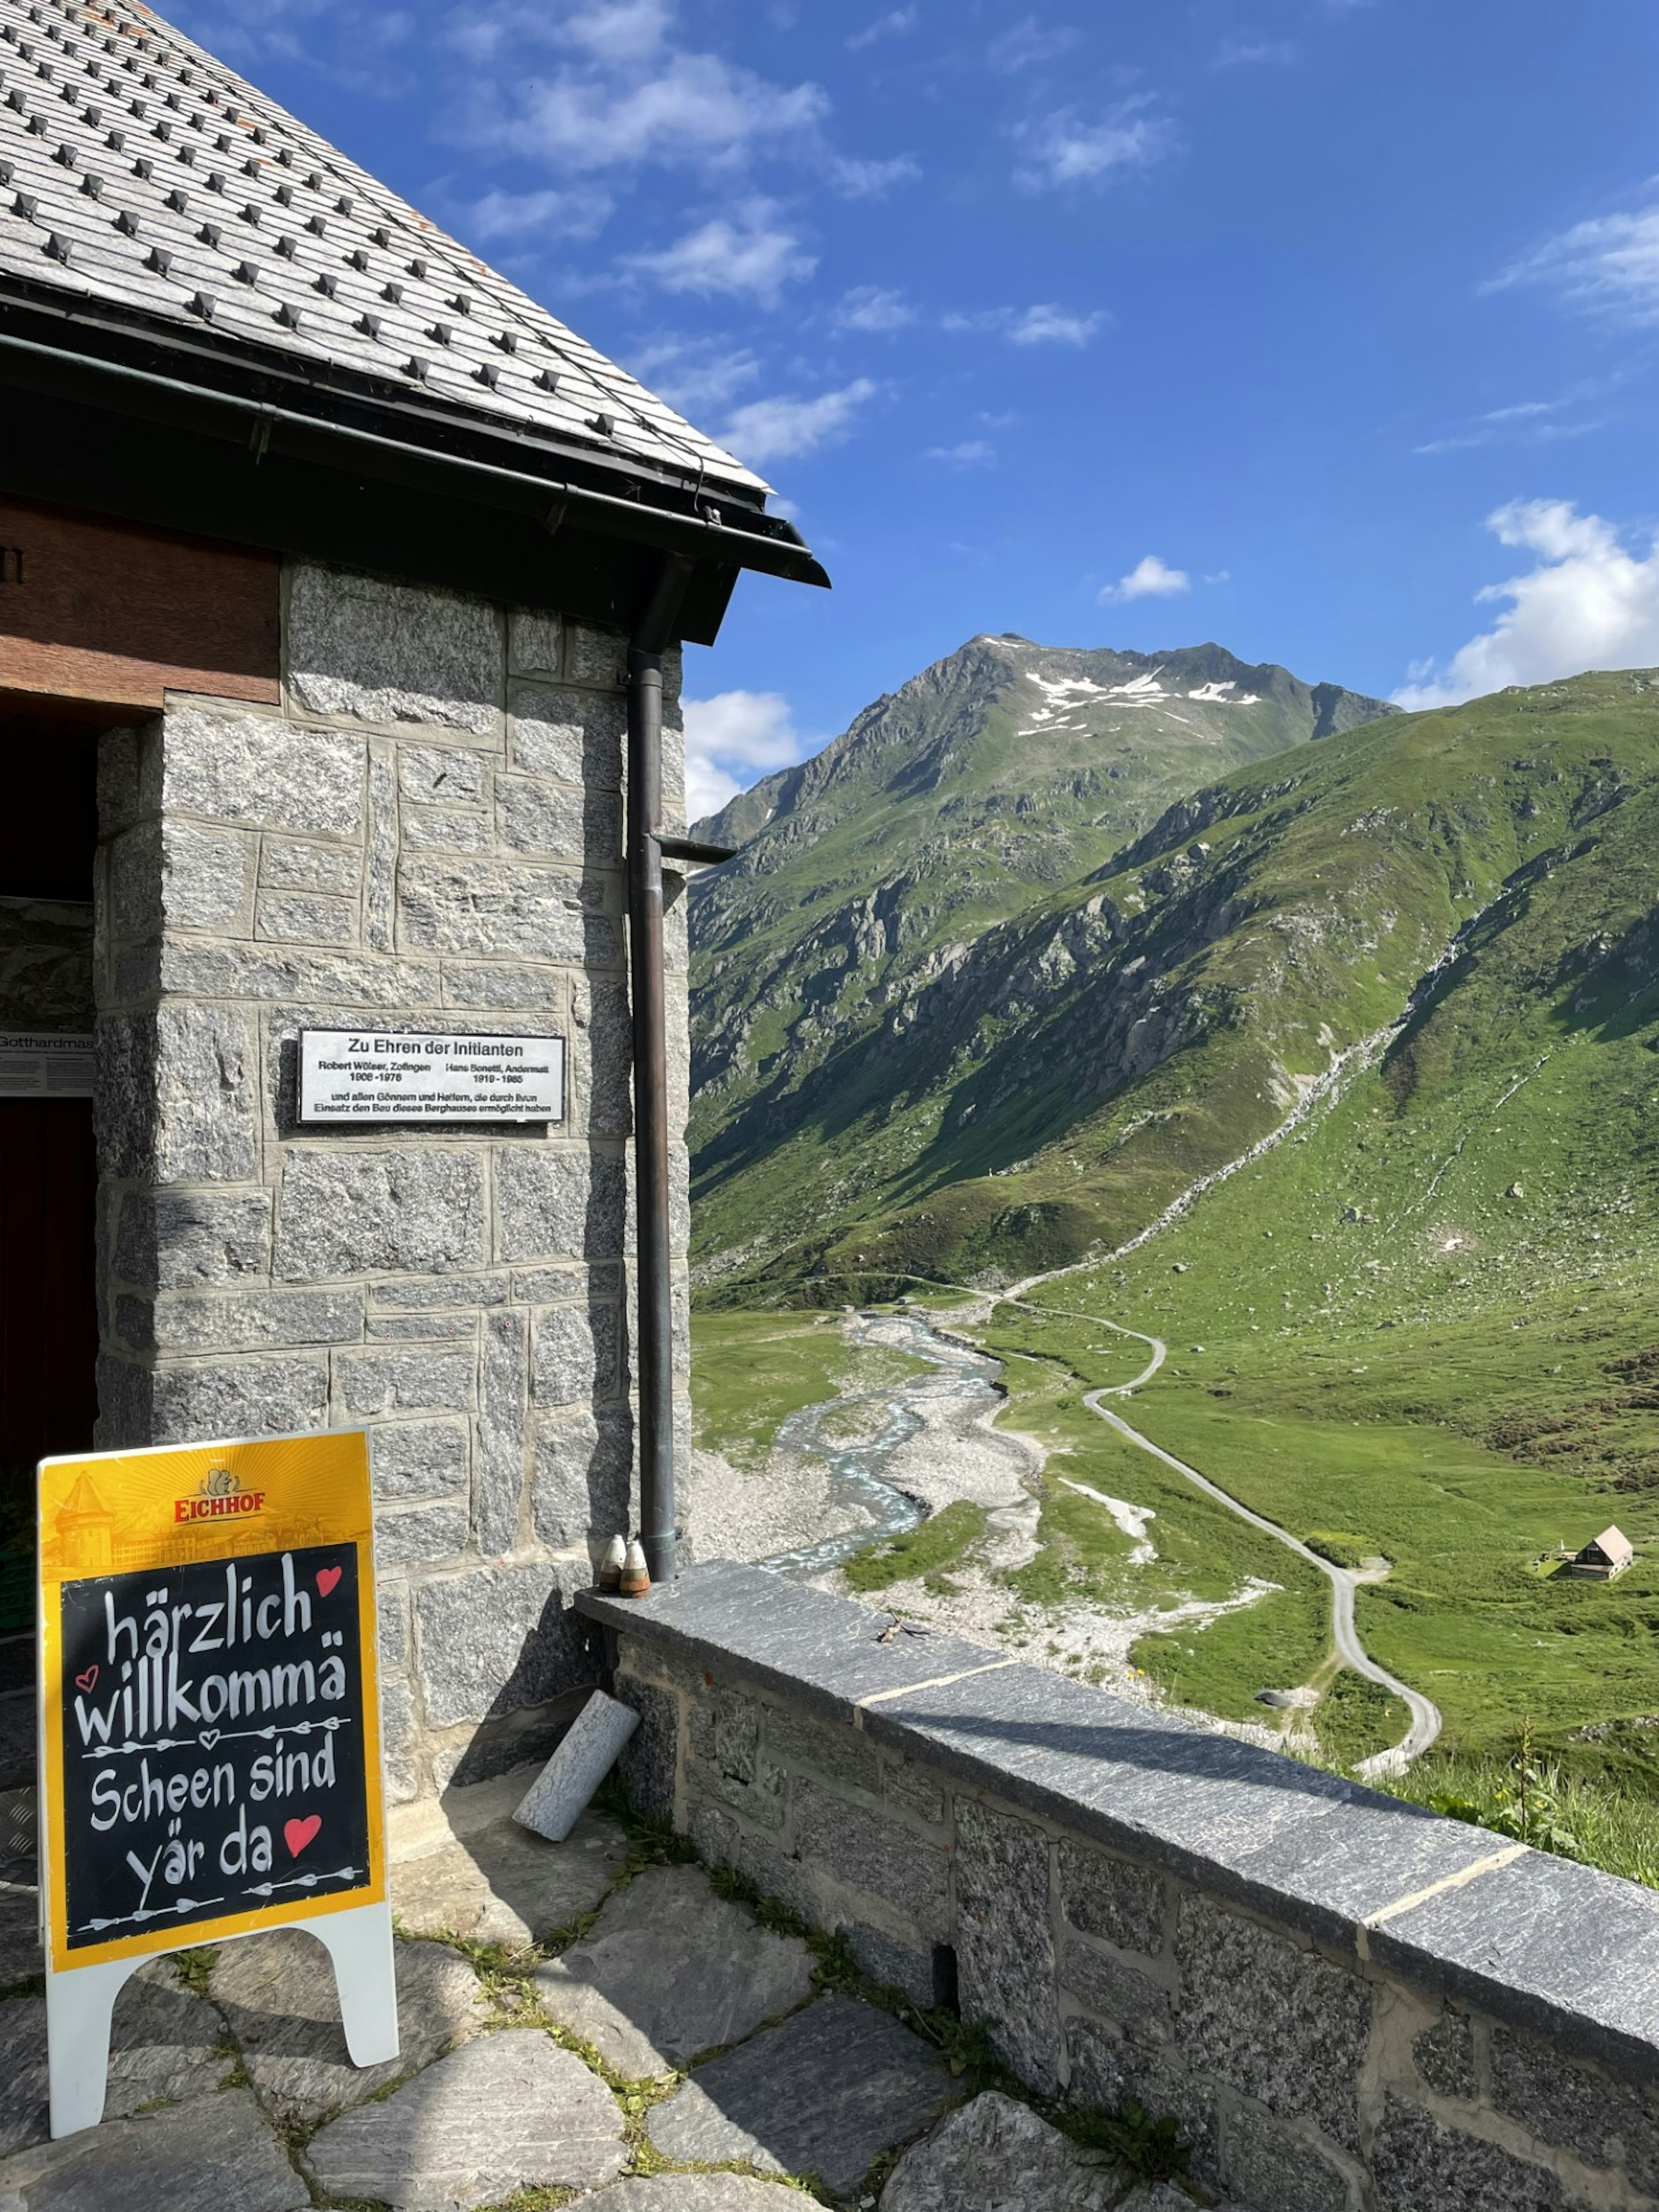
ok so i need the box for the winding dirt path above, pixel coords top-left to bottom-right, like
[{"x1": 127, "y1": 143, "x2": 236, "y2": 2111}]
[
  {"x1": 872, "y1": 1274, "x2": 1442, "y2": 1774},
  {"x1": 1079, "y1": 1370, "x2": 1441, "y2": 1778}
]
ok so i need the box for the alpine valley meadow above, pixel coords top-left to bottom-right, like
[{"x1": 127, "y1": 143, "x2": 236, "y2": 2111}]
[{"x1": 686, "y1": 636, "x2": 1659, "y2": 1853}]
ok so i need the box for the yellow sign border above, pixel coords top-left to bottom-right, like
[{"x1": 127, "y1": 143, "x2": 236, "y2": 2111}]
[{"x1": 39, "y1": 1429, "x2": 386, "y2": 1974}]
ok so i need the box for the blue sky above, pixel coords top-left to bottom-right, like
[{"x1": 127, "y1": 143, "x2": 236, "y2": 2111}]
[{"x1": 175, "y1": 0, "x2": 1659, "y2": 815}]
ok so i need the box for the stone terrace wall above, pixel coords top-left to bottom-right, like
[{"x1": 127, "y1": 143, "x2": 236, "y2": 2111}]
[
  {"x1": 581, "y1": 1561, "x2": 1659, "y2": 2212},
  {"x1": 91, "y1": 561, "x2": 692, "y2": 1804}
]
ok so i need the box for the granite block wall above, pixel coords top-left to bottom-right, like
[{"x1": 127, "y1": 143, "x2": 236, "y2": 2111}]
[
  {"x1": 90, "y1": 560, "x2": 691, "y2": 1803},
  {"x1": 584, "y1": 1564, "x2": 1659, "y2": 2212}
]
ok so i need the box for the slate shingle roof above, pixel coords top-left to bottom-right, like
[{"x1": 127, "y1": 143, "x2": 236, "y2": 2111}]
[{"x1": 0, "y1": 0, "x2": 769, "y2": 500}]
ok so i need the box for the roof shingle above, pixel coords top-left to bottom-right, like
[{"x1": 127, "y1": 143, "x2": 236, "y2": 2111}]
[{"x1": 0, "y1": 0, "x2": 769, "y2": 496}]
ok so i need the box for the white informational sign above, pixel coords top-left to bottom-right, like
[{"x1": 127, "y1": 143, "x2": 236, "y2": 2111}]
[
  {"x1": 0, "y1": 1032, "x2": 94, "y2": 1098},
  {"x1": 298, "y1": 1030, "x2": 566, "y2": 1124}
]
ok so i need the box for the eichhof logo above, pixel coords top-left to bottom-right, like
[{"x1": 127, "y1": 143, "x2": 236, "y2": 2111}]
[{"x1": 173, "y1": 1465, "x2": 266, "y2": 1524}]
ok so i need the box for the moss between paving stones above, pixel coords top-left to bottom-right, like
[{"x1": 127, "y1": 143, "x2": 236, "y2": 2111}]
[{"x1": 2, "y1": 1768, "x2": 1192, "y2": 2212}]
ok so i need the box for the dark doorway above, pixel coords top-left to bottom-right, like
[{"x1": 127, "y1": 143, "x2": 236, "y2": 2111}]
[
  {"x1": 0, "y1": 712, "x2": 101, "y2": 1635},
  {"x1": 0, "y1": 1099, "x2": 98, "y2": 1459}
]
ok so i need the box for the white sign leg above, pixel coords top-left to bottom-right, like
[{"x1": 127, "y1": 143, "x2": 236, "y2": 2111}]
[
  {"x1": 45, "y1": 1952, "x2": 142, "y2": 2138},
  {"x1": 292, "y1": 1899, "x2": 400, "y2": 2067},
  {"x1": 45, "y1": 1901, "x2": 398, "y2": 2138}
]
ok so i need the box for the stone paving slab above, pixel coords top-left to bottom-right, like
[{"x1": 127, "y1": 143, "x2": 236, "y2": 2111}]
[
  {"x1": 207, "y1": 1928, "x2": 489, "y2": 2123},
  {"x1": 646, "y1": 1993, "x2": 961, "y2": 2194},
  {"x1": 0, "y1": 1890, "x2": 38, "y2": 1994},
  {"x1": 0, "y1": 1961, "x2": 227, "y2": 2157},
  {"x1": 533, "y1": 1862, "x2": 815, "y2": 2075},
  {"x1": 393, "y1": 1807, "x2": 628, "y2": 1948},
  {"x1": 0, "y1": 2087, "x2": 307, "y2": 2212},
  {"x1": 582, "y1": 2182, "x2": 802, "y2": 2210},
  {"x1": 880, "y1": 2091, "x2": 1128, "y2": 2211},
  {"x1": 305, "y1": 2028, "x2": 625, "y2": 2209}
]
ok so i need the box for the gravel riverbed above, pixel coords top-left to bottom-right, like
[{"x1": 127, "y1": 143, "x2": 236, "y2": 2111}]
[{"x1": 690, "y1": 1305, "x2": 1281, "y2": 1748}]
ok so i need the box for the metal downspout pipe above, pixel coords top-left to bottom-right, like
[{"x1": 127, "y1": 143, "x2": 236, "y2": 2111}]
[{"x1": 627, "y1": 555, "x2": 696, "y2": 1587}]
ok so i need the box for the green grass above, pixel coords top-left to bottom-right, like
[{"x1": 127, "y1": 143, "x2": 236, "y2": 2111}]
[
  {"x1": 1305, "y1": 1534, "x2": 1376, "y2": 1570},
  {"x1": 1314, "y1": 1669, "x2": 1410, "y2": 1768},
  {"x1": 958, "y1": 1323, "x2": 1333, "y2": 1723},
  {"x1": 689, "y1": 1309, "x2": 930, "y2": 1471},
  {"x1": 842, "y1": 1500, "x2": 988, "y2": 1592},
  {"x1": 999, "y1": 1008, "x2": 1659, "y2": 1769},
  {"x1": 1373, "y1": 1729, "x2": 1659, "y2": 1889}
]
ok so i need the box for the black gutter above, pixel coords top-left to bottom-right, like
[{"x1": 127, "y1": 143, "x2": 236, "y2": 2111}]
[
  {"x1": 0, "y1": 276, "x2": 779, "y2": 524},
  {"x1": 658, "y1": 834, "x2": 738, "y2": 867},
  {"x1": 0, "y1": 320, "x2": 830, "y2": 589},
  {"x1": 628, "y1": 554, "x2": 697, "y2": 1587}
]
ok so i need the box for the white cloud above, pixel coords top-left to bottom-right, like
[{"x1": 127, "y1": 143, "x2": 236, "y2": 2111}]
[
  {"x1": 1100, "y1": 555, "x2": 1191, "y2": 604},
  {"x1": 1008, "y1": 302, "x2": 1104, "y2": 345},
  {"x1": 944, "y1": 302, "x2": 1107, "y2": 345},
  {"x1": 988, "y1": 17, "x2": 1081, "y2": 73},
  {"x1": 489, "y1": 47, "x2": 828, "y2": 173},
  {"x1": 1015, "y1": 97, "x2": 1175, "y2": 190},
  {"x1": 444, "y1": 0, "x2": 672, "y2": 64},
  {"x1": 627, "y1": 335, "x2": 761, "y2": 413},
  {"x1": 686, "y1": 760, "x2": 743, "y2": 819},
  {"x1": 449, "y1": 0, "x2": 903, "y2": 236},
  {"x1": 1490, "y1": 203, "x2": 1659, "y2": 327},
  {"x1": 826, "y1": 152, "x2": 921, "y2": 197},
  {"x1": 560, "y1": 0, "x2": 671, "y2": 61},
  {"x1": 1213, "y1": 35, "x2": 1297, "y2": 66},
  {"x1": 1394, "y1": 499, "x2": 1659, "y2": 709},
  {"x1": 927, "y1": 439, "x2": 995, "y2": 465},
  {"x1": 684, "y1": 689, "x2": 810, "y2": 819},
  {"x1": 847, "y1": 6, "x2": 917, "y2": 51},
  {"x1": 461, "y1": 184, "x2": 613, "y2": 241},
  {"x1": 720, "y1": 379, "x2": 878, "y2": 465},
  {"x1": 1412, "y1": 394, "x2": 1602, "y2": 458},
  {"x1": 626, "y1": 200, "x2": 816, "y2": 302},
  {"x1": 834, "y1": 284, "x2": 915, "y2": 331}
]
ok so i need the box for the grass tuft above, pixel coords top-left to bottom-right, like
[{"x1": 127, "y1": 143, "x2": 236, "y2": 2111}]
[{"x1": 843, "y1": 1501, "x2": 989, "y2": 1593}]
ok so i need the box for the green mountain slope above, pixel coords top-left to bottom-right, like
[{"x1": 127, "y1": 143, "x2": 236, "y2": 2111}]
[
  {"x1": 986, "y1": 671, "x2": 1659, "y2": 1779},
  {"x1": 693, "y1": 668, "x2": 1659, "y2": 1294},
  {"x1": 690, "y1": 663, "x2": 1659, "y2": 1804},
  {"x1": 693, "y1": 665, "x2": 1659, "y2": 1785},
  {"x1": 690, "y1": 634, "x2": 1395, "y2": 1276}
]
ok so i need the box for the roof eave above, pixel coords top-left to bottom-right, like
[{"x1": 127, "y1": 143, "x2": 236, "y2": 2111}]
[{"x1": 0, "y1": 281, "x2": 830, "y2": 591}]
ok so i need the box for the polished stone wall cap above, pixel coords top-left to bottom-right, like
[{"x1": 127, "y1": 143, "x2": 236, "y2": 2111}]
[
  {"x1": 1369, "y1": 1843, "x2": 1659, "y2": 2085},
  {"x1": 858, "y1": 1660, "x2": 1503, "y2": 1940},
  {"x1": 577, "y1": 1557, "x2": 1011, "y2": 1722},
  {"x1": 585, "y1": 1561, "x2": 1659, "y2": 2076}
]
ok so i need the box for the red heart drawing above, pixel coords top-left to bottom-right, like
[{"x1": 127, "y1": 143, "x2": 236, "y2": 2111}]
[
  {"x1": 315, "y1": 1567, "x2": 342, "y2": 1599},
  {"x1": 284, "y1": 1815, "x2": 321, "y2": 1858},
  {"x1": 74, "y1": 1665, "x2": 98, "y2": 1694}
]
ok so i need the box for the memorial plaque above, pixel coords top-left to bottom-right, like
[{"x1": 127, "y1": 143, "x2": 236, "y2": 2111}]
[
  {"x1": 39, "y1": 1430, "x2": 385, "y2": 1971},
  {"x1": 0, "y1": 1032, "x2": 94, "y2": 1097},
  {"x1": 298, "y1": 1029, "x2": 565, "y2": 1124}
]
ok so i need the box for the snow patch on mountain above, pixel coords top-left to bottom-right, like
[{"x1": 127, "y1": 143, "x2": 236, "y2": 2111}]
[{"x1": 1189, "y1": 680, "x2": 1264, "y2": 705}]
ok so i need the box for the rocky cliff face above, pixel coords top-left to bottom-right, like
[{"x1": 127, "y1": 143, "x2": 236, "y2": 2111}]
[{"x1": 689, "y1": 634, "x2": 1396, "y2": 1281}]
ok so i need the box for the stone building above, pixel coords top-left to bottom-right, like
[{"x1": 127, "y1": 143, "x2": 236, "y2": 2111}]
[{"x1": 0, "y1": 0, "x2": 823, "y2": 1806}]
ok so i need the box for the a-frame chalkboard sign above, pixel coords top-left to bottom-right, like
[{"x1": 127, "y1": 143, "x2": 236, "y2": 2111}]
[{"x1": 38, "y1": 1429, "x2": 398, "y2": 2136}]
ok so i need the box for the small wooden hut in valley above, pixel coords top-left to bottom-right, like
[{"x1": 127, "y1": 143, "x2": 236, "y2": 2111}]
[{"x1": 1565, "y1": 1526, "x2": 1635, "y2": 1580}]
